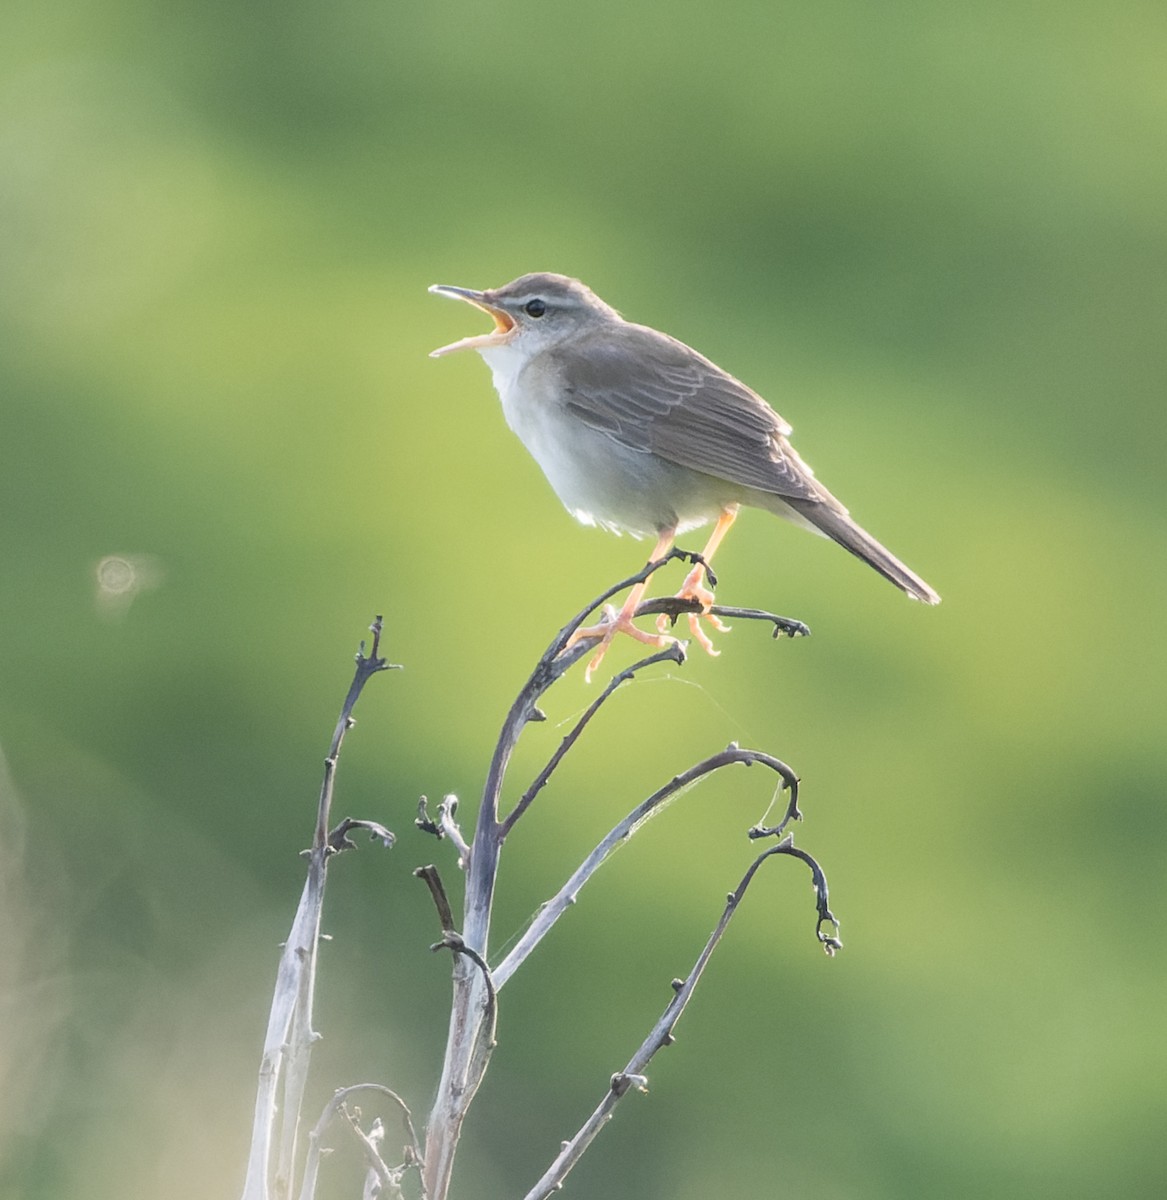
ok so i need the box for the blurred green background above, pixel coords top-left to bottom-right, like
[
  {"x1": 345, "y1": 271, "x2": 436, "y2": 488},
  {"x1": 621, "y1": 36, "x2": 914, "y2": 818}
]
[{"x1": 2, "y1": 2, "x2": 1164, "y2": 1197}]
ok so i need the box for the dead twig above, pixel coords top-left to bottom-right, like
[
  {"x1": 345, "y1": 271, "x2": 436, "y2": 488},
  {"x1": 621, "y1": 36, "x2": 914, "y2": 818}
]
[
  {"x1": 424, "y1": 554, "x2": 810, "y2": 1200},
  {"x1": 240, "y1": 618, "x2": 398, "y2": 1200},
  {"x1": 522, "y1": 836, "x2": 841, "y2": 1200},
  {"x1": 493, "y1": 744, "x2": 800, "y2": 990},
  {"x1": 299, "y1": 1085, "x2": 423, "y2": 1200}
]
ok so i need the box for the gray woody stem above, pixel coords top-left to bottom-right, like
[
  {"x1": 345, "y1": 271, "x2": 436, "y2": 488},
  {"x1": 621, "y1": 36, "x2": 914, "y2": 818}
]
[
  {"x1": 422, "y1": 552, "x2": 694, "y2": 1198},
  {"x1": 239, "y1": 620, "x2": 396, "y2": 1200},
  {"x1": 298, "y1": 1085, "x2": 421, "y2": 1200},
  {"x1": 422, "y1": 553, "x2": 808, "y2": 1200},
  {"x1": 493, "y1": 744, "x2": 799, "y2": 990}
]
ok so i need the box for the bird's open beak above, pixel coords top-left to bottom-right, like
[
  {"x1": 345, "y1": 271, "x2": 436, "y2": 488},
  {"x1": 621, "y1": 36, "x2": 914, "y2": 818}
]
[{"x1": 428, "y1": 284, "x2": 516, "y2": 357}]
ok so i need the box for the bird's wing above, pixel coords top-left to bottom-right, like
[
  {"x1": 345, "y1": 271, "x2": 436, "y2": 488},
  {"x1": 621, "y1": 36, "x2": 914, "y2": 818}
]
[{"x1": 555, "y1": 322, "x2": 834, "y2": 504}]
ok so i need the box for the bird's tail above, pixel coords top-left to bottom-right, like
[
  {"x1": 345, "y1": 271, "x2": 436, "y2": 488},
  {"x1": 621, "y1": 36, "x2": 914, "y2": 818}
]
[{"x1": 783, "y1": 497, "x2": 941, "y2": 605}]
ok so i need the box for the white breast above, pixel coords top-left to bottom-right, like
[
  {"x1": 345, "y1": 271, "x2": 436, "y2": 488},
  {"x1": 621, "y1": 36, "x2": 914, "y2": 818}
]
[
  {"x1": 478, "y1": 340, "x2": 529, "y2": 403},
  {"x1": 479, "y1": 342, "x2": 585, "y2": 504},
  {"x1": 475, "y1": 341, "x2": 729, "y2": 537}
]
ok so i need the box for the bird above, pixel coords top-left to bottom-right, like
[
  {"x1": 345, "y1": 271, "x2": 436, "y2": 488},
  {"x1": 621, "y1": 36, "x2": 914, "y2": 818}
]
[{"x1": 429, "y1": 272, "x2": 939, "y2": 677}]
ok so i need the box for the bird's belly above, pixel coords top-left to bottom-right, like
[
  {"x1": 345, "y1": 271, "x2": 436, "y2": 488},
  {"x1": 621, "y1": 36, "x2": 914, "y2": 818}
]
[{"x1": 495, "y1": 374, "x2": 730, "y2": 536}]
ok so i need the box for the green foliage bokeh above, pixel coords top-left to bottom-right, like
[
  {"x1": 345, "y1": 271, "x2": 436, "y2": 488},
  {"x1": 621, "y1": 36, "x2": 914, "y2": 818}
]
[{"x1": 1, "y1": 3, "x2": 1164, "y2": 1198}]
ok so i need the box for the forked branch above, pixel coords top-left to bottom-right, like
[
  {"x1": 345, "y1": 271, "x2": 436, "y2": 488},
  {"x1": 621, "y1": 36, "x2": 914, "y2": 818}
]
[
  {"x1": 502, "y1": 642, "x2": 687, "y2": 833},
  {"x1": 242, "y1": 565, "x2": 830, "y2": 1200},
  {"x1": 493, "y1": 744, "x2": 801, "y2": 990},
  {"x1": 423, "y1": 555, "x2": 815, "y2": 1200},
  {"x1": 298, "y1": 1084, "x2": 422, "y2": 1200},
  {"x1": 240, "y1": 619, "x2": 398, "y2": 1200}
]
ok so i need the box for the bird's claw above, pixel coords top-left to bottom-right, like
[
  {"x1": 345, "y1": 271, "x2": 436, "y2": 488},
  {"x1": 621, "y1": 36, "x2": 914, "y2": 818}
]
[
  {"x1": 654, "y1": 606, "x2": 730, "y2": 656},
  {"x1": 653, "y1": 565, "x2": 731, "y2": 657},
  {"x1": 567, "y1": 604, "x2": 678, "y2": 682}
]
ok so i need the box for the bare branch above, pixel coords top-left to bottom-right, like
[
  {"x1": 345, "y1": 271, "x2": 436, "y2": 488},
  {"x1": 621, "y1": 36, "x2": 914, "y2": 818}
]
[
  {"x1": 640, "y1": 596, "x2": 811, "y2": 640},
  {"x1": 430, "y1": 933, "x2": 500, "y2": 1138},
  {"x1": 493, "y1": 745, "x2": 799, "y2": 990},
  {"x1": 522, "y1": 837, "x2": 841, "y2": 1200},
  {"x1": 436, "y1": 795, "x2": 471, "y2": 864},
  {"x1": 240, "y1": 618, "x2": 397, "y2": 1200},
  {"x1": 501, "y1": 643, "x2": 687, "y2": 834},
  {"x1": 298, "y1": 1085, "x2": 423, "y2": 1200},
  {"x1": 422, "y1": 563, "x2": 698, "y2": 1199},
  {"x1": 325, "y1": 817, "x2": 396, "y2": 854},
  {"x1": 771, "y1": 840, "x2": 843, "y2": 956},
  {"x1": 746, "y1": 770, "x2": 803, "y2": 841},
  {"x1": 425, "y1": 559, "x2": 808, "y2": 1200},
  {"x1": 414, "y1": 865, "x2": 456, "y2": 934},
  {"x1": 415, "y1": 796, "x2": 442, "y2": 839},
  {"x1": 343, "y1": 1112, "x2": 396, "y2": 1199},
  {"x1": 548, "y1": 547, "x2": 713, "y2": 662},
  {"x1": 431, "y1": 934, "x2": 498, "y2": 1026},
  {"x1": 239, "y1": 554, "x2": 831, "y2": 1200}
]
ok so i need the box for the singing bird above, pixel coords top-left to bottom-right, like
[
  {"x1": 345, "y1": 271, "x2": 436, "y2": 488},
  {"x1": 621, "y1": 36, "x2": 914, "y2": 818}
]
[{"x1": 430, "y1": 273, "x2": 939, "y2": 676}]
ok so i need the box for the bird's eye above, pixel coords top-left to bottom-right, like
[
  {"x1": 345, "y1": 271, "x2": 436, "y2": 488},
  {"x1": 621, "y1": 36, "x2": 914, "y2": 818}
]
[{"x1": 524, "y1": 299, "x2": 546, "y2": 318}]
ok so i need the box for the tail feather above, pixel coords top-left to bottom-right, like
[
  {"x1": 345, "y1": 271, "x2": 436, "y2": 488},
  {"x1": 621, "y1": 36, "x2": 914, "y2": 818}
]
[{"x1": 783, "y1": 497, "x2": 941, "y2": 605}]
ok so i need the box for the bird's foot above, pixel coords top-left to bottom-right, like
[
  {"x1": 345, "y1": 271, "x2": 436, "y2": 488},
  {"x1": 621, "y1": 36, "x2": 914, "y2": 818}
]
[
  {"x1": 655, "y1": 565, "x2": 731, "y2": 656},
  {"x1": 568, "y1": 604, "x2": 677, "y2": 683}
]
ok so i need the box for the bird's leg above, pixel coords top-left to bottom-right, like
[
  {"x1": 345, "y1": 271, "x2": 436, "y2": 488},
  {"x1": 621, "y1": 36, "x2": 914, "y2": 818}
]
[
  {"x1": 657, "y1": 505, "x2": 740, "y2": 654},
  {"x1": 568, "y1": 528, "x2": 678, "y2": 682}
]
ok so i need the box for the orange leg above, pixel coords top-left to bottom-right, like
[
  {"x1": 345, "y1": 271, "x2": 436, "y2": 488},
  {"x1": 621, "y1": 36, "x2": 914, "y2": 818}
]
[
  {"x1": 656, "y1": 505, "x2": 740, "y2": 654},
  {"x1": 567, "y1": 528, "x2": 677, "y2": 681}
]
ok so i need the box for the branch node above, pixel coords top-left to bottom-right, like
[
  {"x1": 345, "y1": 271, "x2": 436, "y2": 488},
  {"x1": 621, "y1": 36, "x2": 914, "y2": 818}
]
[
  {"x1": 671, "y1": 546, "x2": 716, "y2": 587},
  {"x1": 611, "y1": 1072, "x2": 649, "y2": 1097},
  {"x1": 326, "y1": 817, "x2": 396, "y2": 854},
  {"x1": 438, "y1": 795, "x2": 471, "y2": 865},
  {"x1": 357, "y1": 615, "x2": 404, "y2": 671},
  {"x1": 431, "y1": 931, "x2": 464, "y2": 954},
  {"x1": 416, "y1": 796, "x2": 442, "y2": 838}
]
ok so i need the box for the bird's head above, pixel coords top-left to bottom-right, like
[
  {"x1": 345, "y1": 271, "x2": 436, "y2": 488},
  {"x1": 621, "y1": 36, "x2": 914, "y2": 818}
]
[{"x1": 428, "y1": 273, "x2": 619, "y2": 359}]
